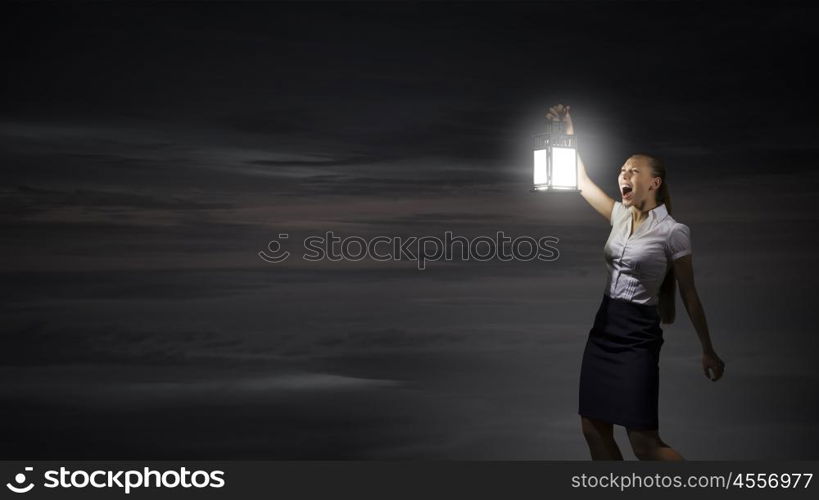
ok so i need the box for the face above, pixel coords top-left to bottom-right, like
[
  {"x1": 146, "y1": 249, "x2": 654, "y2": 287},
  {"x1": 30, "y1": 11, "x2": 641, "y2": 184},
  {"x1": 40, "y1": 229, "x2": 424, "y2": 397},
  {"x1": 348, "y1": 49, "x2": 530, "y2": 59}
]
[{"x1": 618, "y1": 156, "x2": 660, "y2": 208}]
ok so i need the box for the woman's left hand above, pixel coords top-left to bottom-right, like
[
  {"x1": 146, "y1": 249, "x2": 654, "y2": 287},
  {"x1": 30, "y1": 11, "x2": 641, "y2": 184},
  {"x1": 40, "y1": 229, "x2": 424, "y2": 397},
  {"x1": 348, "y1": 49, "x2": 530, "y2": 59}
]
[
  {"x1": 546, "y1": 103, "x2": 573, "y2": 134},
  {"x1": 702, "y1": 350, "x2": 725, "y2": 382}
]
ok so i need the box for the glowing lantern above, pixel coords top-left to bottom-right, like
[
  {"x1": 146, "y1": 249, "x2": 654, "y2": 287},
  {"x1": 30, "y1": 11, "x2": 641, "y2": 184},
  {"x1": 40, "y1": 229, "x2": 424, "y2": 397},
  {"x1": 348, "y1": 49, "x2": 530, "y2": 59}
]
[{"x1": 532, "y1": 119, "x2": 579, "y2": 192}]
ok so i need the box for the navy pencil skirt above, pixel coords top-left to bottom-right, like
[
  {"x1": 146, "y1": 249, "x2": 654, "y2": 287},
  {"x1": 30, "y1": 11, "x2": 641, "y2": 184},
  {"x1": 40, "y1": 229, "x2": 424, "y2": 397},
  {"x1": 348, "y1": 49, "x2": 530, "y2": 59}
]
[{"x1": 578, "y1": 293, "x2": 665, "y2": 430}]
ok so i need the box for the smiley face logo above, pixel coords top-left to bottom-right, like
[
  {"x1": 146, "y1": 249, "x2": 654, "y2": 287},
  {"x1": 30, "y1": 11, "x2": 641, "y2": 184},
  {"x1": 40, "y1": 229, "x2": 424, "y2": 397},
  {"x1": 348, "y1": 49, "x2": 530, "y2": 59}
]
[
  {"x1": 259, "y1": 233, "x2": 291, "y2": 263},
  {"x1": 6, "y1": 467, "x2": 35, "y2": 494}
]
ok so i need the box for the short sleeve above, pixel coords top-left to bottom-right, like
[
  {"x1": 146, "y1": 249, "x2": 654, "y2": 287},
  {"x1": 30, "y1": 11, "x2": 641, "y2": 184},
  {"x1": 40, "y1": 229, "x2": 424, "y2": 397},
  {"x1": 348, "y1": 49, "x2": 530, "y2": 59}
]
[
  {"x1": 610, "y1": 201, "x2": 625, "y2": 227},
  {"x1": 666, "y1": 223, "x2": 692, "y2": 261}
]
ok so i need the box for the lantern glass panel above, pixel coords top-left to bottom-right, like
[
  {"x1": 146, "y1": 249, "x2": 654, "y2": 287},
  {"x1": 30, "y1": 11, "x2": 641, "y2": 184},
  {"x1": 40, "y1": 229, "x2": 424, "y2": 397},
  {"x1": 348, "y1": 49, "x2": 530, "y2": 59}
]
[
  {"x1": 533, "y1": 149, "x2": 548, "y2": 186},
  {"x1": 551, "y1": 146, "x2": 577, "y2": 189}
]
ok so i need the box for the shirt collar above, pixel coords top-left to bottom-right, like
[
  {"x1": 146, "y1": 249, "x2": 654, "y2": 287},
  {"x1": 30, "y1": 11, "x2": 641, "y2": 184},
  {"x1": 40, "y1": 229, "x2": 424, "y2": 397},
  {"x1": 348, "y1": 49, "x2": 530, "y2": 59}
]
[{"x1": 651, "y1": 202, "x2": 669, "y2": 221}]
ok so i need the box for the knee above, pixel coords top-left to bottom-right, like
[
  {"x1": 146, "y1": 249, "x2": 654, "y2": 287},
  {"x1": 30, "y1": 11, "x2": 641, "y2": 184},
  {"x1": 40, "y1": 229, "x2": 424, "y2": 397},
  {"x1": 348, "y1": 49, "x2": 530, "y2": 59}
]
[
  {"x1": 628, "y1": 434, "x2": 661, "y2": 460},
  {"x1": 631, "y1": 443, "x2": 656, "y2": 460},
  {"x1": 581, "y1": 425, "x2": 599, "y2": 442},
  {"x1": 581, "y1": 417, "x2": 612, "y2": 443}
]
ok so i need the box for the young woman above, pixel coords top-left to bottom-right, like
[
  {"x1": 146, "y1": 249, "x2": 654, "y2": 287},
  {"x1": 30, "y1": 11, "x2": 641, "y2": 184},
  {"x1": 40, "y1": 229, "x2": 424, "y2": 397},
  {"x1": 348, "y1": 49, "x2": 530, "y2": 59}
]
[{"x1": 544, "y1": 104, "x2": 726, "y2": 460}]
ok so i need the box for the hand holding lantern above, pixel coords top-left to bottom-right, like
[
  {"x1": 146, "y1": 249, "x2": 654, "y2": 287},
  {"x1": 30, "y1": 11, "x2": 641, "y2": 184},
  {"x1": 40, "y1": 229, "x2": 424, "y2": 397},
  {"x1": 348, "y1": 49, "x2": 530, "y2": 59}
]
[
  {"x1": 532, "y1": 103, "x2": 580, "y2": 192},
  {"x1": 546, "y1": 104, "x2": 574, "y2": 135}
]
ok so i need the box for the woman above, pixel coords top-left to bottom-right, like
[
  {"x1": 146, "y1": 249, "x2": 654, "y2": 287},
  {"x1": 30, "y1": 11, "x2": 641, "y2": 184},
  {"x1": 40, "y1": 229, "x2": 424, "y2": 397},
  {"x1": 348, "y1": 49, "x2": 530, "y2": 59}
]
[{"x1": 545, "y1": 104, "x2": 726, "y2": 460}]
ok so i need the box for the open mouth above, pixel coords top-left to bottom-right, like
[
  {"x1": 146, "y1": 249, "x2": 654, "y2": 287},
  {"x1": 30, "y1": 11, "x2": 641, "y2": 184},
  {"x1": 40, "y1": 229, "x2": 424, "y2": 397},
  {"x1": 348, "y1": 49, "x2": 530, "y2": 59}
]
[{"x1": 621, "y1": 185, "x2": 633, "y2": 200}]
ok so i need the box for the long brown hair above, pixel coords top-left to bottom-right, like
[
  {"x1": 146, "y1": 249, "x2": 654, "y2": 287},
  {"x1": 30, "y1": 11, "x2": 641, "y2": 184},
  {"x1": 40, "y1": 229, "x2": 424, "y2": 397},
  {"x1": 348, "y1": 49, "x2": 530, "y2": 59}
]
[{"x1": 630, "y1": 154, "x2": 676, "y2": 324}]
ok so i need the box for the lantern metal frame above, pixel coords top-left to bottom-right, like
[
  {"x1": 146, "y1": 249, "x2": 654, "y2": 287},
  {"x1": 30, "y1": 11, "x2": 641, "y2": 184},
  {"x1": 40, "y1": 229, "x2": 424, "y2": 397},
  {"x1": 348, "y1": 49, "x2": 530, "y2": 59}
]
[{"x1": 531, "y1": 120, "x2": 581, "y2": 193}]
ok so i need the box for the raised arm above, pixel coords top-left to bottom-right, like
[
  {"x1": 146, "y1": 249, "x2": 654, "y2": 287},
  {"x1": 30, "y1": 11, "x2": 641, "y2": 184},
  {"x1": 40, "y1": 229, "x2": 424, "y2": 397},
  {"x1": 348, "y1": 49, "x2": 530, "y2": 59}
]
[
  {"x1": 577, "y1": 151, "x2": 615, "y2": 223},
  {"x1": 546, "y1": 104, "x2": 614, "y2": 223}
]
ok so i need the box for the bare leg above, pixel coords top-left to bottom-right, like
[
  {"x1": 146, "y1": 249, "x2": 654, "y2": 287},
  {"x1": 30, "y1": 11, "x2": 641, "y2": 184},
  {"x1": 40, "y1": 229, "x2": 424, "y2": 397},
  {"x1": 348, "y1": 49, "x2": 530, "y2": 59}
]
[
  {"x1": 581, "y1": 416, "x2": 624, "y2": 460},
  {"x1": 626, "y1": 428, "x2": 685, "y2": 460}
]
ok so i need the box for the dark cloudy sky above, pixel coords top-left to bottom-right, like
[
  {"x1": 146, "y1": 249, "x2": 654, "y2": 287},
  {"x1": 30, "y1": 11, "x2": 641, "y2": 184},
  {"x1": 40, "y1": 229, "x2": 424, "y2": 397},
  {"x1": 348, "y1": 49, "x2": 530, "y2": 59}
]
[{"x1": 2, "y1": 1, "x2": 818, "y2": 459}]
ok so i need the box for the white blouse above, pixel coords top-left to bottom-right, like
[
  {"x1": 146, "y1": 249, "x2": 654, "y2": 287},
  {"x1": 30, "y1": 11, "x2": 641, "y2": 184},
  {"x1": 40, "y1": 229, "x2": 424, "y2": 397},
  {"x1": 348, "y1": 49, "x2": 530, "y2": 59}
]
[{"x1": 603, "y1": 201, "x2": 692, "y2": 305}]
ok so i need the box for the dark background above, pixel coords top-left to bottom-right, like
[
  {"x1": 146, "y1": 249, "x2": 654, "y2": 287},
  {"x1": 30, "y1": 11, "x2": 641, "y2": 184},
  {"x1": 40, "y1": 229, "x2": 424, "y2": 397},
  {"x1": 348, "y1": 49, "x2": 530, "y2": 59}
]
[{"x1": 2, "y1": 1, "x2": 817, "y2": 459}]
